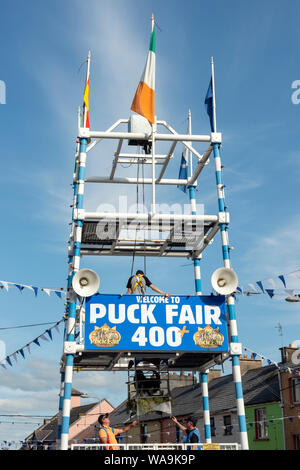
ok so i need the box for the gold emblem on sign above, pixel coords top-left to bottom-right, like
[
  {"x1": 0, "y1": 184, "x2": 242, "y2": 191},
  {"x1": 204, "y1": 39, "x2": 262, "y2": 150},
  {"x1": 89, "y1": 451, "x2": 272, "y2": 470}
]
[
  {"x1": 202, "y1": 443, "x2": 221, "y2": 451},
  {"x1": 193, "y1": 325, "x2": 224, "y2": 348},
  {"x1": 89, "y1": 324, "x2": 121, "y2": 348}
]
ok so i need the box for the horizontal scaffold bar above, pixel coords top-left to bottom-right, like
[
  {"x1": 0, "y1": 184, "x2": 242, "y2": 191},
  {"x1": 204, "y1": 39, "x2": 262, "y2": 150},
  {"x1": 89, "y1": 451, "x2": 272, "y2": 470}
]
[
  {"x1": 80, "y1": 212, "x2": 218, "y2": 222},
  {"x1": 85, "y1": 176, "x2": 189, "y2": 185},
  {"x1": 80, "y1": 249, "x2": 191, "y2": 258},
  {"x1": 79, "y1": 129, "x2": 211, "y2": 142}
]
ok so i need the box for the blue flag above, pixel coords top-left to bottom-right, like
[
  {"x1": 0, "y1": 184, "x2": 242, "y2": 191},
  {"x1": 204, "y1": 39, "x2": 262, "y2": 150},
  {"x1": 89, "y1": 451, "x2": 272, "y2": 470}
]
[
  {"x1": 266, "y1": 289, "x2": 274, "y2": 298},
  {"x1": 256, "y1": 281, "x2": 264, "y2": 293},
  {"x1": 278, "y1": 275, "x2": 286, "y2": 288},
  {"x1": 177, "y1": 152, "x2": 188, "y2": 193},
  {"x1": 205, "y1": 78, "x2": 214, "y2": 132}
]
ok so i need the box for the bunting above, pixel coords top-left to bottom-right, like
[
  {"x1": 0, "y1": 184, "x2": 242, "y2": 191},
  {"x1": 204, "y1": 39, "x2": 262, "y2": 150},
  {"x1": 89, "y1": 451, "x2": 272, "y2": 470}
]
[
  {"x1": 243, "y1": 346, "x2": 300, "y2": 377},
  {"x1": 0, "y1": 280, "x2": 65, "y2": 299},
  {"x1": 0, "y1": 320, "x2": 63, "y2": 370},
  {"x1": 236, "y1": 269, "x2": 300, "y2": 298}
]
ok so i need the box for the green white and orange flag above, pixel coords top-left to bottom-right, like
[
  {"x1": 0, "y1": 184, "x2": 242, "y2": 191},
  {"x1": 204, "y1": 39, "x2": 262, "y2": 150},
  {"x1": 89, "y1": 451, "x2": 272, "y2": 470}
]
[{"x1": 131, "y1": 22, "x2": 156, "y2": 125}]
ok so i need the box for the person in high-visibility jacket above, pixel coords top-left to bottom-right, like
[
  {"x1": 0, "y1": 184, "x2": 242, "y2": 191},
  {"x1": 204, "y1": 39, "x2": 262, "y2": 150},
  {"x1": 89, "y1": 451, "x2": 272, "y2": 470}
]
[
  {"x1": 126, "y1": 270, "x2": 171, "y2": 297},
  {"x1": 172, "y1": 416, "x2": 202, "y2": 450},
  {"x1": 98, "y1": 413, "x2": 138, "y2": 450}
]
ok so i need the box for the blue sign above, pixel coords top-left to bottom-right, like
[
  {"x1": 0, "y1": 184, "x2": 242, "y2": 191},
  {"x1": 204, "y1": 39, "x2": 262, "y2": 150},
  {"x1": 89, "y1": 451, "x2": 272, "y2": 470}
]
[{"x1": 85, "y1": 294, "x2": 228, "y2": 352}]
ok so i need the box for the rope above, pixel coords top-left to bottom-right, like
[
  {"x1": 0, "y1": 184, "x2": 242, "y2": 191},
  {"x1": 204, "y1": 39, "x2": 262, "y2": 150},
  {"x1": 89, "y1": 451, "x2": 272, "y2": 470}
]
[{"x1": 130, "y1": 148, "x2": 141, "y2": 277}]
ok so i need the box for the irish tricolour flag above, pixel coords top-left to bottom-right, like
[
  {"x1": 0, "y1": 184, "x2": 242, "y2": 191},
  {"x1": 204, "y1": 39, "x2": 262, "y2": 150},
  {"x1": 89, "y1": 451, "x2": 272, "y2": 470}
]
[{"x1": 131, "y1": 24, "x2": 155, "y2": 125}]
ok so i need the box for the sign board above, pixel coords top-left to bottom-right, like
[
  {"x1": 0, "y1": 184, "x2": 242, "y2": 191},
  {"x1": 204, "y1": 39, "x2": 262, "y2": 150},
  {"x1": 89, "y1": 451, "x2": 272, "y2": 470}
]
[{"x1": 84, "y1": 294, "x2": 228, "y2": 352}]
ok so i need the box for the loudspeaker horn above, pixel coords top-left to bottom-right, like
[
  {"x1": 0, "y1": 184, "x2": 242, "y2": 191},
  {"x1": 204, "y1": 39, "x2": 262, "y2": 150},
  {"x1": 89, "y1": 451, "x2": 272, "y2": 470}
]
[
  {"x1": 211, "y1": 267, "x2": 238, "y2": 295},
  {"x1": 72, "y1": 269, "x2": 100, "y2": 297}
]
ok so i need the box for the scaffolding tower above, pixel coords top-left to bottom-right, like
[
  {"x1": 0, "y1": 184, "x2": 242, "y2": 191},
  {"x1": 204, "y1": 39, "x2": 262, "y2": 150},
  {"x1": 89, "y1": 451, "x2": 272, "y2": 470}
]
[{"x1": 56, "y1": 55, "x2": 249, "y2": 451}]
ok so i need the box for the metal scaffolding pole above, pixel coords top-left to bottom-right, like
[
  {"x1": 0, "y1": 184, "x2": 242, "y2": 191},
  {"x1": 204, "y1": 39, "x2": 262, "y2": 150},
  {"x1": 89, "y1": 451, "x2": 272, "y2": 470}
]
[{"x1": 211, "y1": 57, "x2": 248, "y2": 450}]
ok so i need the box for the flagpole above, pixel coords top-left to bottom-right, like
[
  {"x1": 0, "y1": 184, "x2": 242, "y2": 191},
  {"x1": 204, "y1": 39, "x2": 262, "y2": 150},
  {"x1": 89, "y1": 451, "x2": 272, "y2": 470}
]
[
  {"x1": 211, "y1": 57, "x2": 217, "y2": 133},
  {"x1": 83, "y1": 51, "x2": 91, "y2": 129},
  {"x1": 60, "y1": 57, "x2": 90, "y2": 446},
  {"x1": 151, "y1": 13, "x2": 156, "y2": 214},
  {"x1": 188, "y1": 109, "x2": 193, "y2": 178}
]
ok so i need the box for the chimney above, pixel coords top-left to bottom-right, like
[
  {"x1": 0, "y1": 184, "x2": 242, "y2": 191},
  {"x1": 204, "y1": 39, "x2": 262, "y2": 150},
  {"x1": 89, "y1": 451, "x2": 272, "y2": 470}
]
[
  {"x1": 207, "y1": 369, "x2": 221, "y2": 383},
  {"x1": 239, "y1": 356, "x2": 263, "y2": 375},
  {"x1": 169, "y1": 372, "x2": 196, "y2": 391},
  {"x1": 280, "y1": 344, "x2": 297, "y2": 364},
  {"x1": 70, "y1": 388, "x2": 83, "y2": 409}
]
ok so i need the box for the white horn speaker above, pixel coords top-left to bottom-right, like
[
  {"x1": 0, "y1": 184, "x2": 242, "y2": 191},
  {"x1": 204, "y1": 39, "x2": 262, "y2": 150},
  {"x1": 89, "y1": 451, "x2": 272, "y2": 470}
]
[
  {"x1": 72, "y1": 269, "x2": 100, "y2": 297},
  {"x1": 211, "y1": 267, "x2": 238, "y2": 295}
]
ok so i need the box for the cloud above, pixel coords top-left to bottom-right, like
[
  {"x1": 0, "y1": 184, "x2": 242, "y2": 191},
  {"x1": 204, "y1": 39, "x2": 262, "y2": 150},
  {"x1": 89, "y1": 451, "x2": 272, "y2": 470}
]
[{"x1": 240, "y1": 214, "x2": 300, "y2": 279}]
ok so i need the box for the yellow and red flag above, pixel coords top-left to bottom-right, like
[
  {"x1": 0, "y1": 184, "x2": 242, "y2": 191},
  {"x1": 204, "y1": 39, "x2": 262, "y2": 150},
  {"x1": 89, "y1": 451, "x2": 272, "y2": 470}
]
[
  {"x1": 131, "y1": 23, "x2": 156, "y2": 125},
  {"x1": 83, "y1": 76, "x2": 90, "y2": 129},
  {"x1": 83, "y1": 52, "x2": 90, "y2": 129}
]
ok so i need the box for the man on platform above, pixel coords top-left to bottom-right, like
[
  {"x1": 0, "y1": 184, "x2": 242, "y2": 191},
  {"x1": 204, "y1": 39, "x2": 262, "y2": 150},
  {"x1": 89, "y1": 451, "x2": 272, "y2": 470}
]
[{"x1": 126, "y1": 270, "x2": 171, "y2": 296}]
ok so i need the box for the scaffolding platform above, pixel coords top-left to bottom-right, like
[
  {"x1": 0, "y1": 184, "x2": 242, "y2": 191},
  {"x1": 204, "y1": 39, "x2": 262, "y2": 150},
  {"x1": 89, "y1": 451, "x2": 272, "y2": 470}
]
[
  {"x1": 71, "y1": 349, "x2": 229, "y2": 372},
  {"x1": 78, "y1": 217, "x2": 219, "y2": 258}
]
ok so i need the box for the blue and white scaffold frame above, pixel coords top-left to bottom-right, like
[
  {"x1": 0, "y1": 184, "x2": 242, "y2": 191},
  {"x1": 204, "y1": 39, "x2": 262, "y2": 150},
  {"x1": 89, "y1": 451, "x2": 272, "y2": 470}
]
[
  {"x1": 57, "y1": 51, "x2": 248, "y2": 450},
  {"x1": 186, "y1": 110, "x2": 211, "y2": 444},
  {"x1": 209, "y1": 57, "x2": 249, "y2": 450},
  {"x1": 58, "y1": 70, "x2": 89, "y2": 451}
]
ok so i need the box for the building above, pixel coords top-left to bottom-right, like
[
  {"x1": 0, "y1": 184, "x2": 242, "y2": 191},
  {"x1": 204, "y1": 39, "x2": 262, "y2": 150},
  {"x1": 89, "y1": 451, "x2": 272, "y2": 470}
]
[
  {"x1": 109, "y1": 358, "x2": 285, "y2": 449},
  {"x1": 279, "y1": 345, "x2": 300, "y2": 450},
  {"x1": 25, "y1": 388, "x2": 114, "y2": 449}
]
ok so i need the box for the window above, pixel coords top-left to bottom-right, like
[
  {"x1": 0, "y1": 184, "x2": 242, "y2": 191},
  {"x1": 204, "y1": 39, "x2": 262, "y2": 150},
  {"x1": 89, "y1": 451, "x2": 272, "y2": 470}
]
[
  {"x1": 176, "y1": 423, "x2": 185, "y2": 443},
  {"x1": 255, "y1": 408, "x2": 268, "y2": 440},
  {"x1": 223, "y1": 415, "x2": 232, "y2": 436},
  {"x1": 141, "y1": 424, "x2": 148, "y2": 444},
  {"x1": 210, "y1": 417, "x2": 216, "y2": 437},
  {"x1": 292, "y1": 378, "x2": 300, "y2": 404},
  {"x1": 294, "y1": 435, "x2": 300, "y2": 450}
]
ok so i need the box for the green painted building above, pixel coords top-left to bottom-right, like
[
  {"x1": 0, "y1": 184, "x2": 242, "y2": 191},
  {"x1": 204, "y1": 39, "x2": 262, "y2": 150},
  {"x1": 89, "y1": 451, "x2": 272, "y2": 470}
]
[{"x1": 246, "y1": 402, "x2": 284, "y2": 450}]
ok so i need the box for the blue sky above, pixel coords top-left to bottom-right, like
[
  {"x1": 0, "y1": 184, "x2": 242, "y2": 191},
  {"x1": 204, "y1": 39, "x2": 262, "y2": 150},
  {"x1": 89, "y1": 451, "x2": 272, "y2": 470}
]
[{"x1": 0, "y1": 0, "x2": 300, "y2": 444}]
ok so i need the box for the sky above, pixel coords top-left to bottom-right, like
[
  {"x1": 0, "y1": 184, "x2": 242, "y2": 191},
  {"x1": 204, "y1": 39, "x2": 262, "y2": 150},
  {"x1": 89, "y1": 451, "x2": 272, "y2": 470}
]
[{"x1": 0, "y1": 0, "x2": 300, "y2": 445}]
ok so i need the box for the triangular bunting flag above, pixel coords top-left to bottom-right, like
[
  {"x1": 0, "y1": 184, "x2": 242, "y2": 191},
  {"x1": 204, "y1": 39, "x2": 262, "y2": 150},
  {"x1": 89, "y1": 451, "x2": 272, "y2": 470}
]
[
  {"x1": 15, "y1": 284, "x2": 24, "y2": 293},
  {"x1": 266, "y1": 278, "x2": 276, "y2": 288},
  {"x1": 47, "y1": 329, "x2": 53, "y2": 341},
  {"x1": 265, "y1": 289, "x2": 274, "y2": 298},
  {"x1": 32, "y1": 287, "x2": 38, "y2": 297},
  {"x1": 19, "y1": 349, "x2": 25, "y2": 359},
  {"x1": 24, "y1": 285, "x2": 34, "y2": 293},
  {"x1": 248, "y1": 283, "x2": 258, "y2": 292},
  {"x1": 40, "y1": 334, "x2": 49, "y2": 342},
  {"x1": 42, "y1": 289, "x2": 51, "y2": 296},
  {"x1": 278, "y1": 275, "x2": 286, "y2": 288},
  {"x1": 6, "y1": 357, "x2": 13, "y2": 367},
  {"x1": 256, "y1": 281, "x2": 264, "y2": 293},
  {"x1": 285, "y1": 289, "x2": 294, "y2": 296},
  {"x1": 0, "y1": 281, "x2": 9, "y2": 291},
  {"x1": 33, "y1": 339, "x2": 40, "y2": 347},
  {"x1": 55, "y1": 291, "x2": 62, "y2": 299}
]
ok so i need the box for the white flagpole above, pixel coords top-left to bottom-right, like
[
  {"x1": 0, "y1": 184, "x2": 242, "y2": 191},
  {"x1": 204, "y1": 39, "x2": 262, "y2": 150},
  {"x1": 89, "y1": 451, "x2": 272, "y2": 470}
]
[
  {"x1": 188, "y1": 109, "x2": 192, "y2": 177},
  {"x1": 211, "y1": 57, "x2": 217, "y2": 132},
  {"x1": 151, "y1": 13, "x2": 156, "y2": 213}
]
